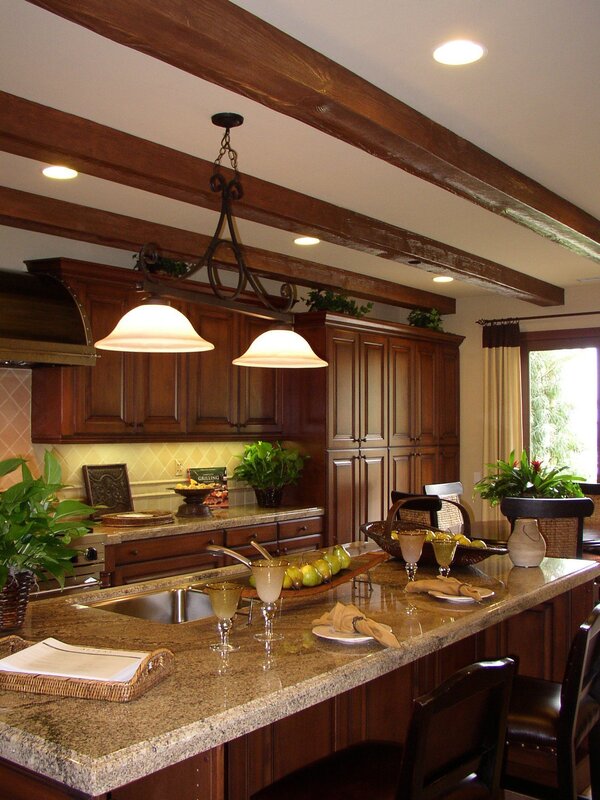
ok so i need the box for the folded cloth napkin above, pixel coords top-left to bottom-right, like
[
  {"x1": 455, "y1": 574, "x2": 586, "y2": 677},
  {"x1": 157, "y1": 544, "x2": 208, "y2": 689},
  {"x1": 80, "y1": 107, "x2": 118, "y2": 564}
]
[
  {"x1": 404, "y1": 576, "x2": 484, "y2": 601},
  {"x1": 0, "y1": 638, "x2": 149, "y2": 682},
  {"x1": 313, "y1": 602, "x2": 400, "y2": 648}
]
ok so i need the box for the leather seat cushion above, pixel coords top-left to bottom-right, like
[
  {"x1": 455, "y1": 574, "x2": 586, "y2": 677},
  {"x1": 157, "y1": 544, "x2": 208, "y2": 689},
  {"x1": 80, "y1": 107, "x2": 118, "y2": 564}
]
[{"x1": 507, "y1": 675, "x2": 561, "y2": 749}]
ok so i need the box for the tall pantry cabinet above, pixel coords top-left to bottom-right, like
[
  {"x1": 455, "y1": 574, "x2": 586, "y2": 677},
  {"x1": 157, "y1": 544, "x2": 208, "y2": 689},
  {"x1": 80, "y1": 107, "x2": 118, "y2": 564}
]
[{"x1": 284, "y1": 312, "x2": 463, "y2": 545}]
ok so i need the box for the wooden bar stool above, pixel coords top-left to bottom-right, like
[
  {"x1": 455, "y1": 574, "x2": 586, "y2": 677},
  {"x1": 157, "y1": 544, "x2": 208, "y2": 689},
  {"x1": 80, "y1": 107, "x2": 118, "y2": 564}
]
[
  {"x1": 503, "y1": 603, "x2": 600, "y2": 800},
  {"x1": 251, "y1": 658, "x2": 515, "y2": 800}
]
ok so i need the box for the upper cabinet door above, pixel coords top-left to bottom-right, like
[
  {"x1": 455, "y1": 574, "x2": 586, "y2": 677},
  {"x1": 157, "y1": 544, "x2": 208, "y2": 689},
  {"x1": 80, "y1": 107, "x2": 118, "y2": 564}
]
[
  {"x1": 388, "y1": 337, "x2": 414, "y2": 447},
  {"x1": 134, "y1": 350, "x2": 187, "y2": 435},
  {"x1": 187, "y1": 305, "x2": 237, "y2": 435},
  {"x1": 437, "y1": 345, "x2": 460, "y2": 445},
  {"x1": 326, "y1": 327, "x2": 360, "y2": 449},
  {"x1": 236, "y1": 316, "x2": 284, "y2": 435},
  {"x1": 359, "y1": 333, "x2": 388, "y2": 447},
  {"x1": 414, "y1": 342, "x2": 437, "y2": 446},
  {"x1": 72, "y1": 280, "x2": 136, "y2": 436}
]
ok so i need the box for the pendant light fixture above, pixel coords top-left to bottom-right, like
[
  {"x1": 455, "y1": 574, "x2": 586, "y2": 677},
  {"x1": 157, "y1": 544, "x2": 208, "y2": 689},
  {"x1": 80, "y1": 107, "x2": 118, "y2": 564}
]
[{"x1": 95, "y1": 113, "x2": 326, "y2": 369}]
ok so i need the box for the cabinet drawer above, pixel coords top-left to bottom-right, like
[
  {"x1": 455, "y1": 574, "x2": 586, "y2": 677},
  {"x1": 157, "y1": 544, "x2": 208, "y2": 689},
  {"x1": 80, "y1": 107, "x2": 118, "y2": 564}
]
[
  {"x1": 225, "y1": 524, "x2": 278, "y2": 547},
  {"x1": 113, "y1": 530, "x2": 225, "y2": 565},
  {"x1": 112, "y1": 551, "x2": 223, "y2": 585},
  {"x1": 278, "y1": 533, "x2": 323, "y2": 556},
  {"x1": 278, "y1": 517, "x2": 323, "y2": 541}
]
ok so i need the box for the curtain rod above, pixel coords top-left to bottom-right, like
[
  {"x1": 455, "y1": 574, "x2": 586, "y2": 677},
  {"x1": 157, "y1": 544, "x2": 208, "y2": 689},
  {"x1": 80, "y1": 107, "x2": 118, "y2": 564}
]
[{"x1": 477, "y1": 310, "x2": 600, "y2": 325}]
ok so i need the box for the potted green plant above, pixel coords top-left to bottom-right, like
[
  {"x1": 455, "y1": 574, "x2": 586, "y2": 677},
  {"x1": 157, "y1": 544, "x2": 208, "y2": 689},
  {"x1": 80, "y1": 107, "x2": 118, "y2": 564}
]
[
  {"x1": 233, "y1": 441, "x2": 308, "y2": 507},
  {"x1": 0, "y1": 451, "x2": 95, "y2": 630},
  {"x1": 407, "y1": 307, "x2": 444, "y2": 332},
  {"x1": 473, "y1": 450, "x2": 584, "y2": 506},
  {"x1": 304, "y1": 288, "x2": 373, "y2": 319}
]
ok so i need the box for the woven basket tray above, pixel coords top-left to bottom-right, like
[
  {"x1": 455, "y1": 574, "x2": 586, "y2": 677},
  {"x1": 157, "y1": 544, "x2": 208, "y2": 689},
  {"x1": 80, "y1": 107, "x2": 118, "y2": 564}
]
[
  {"x1": 0, "y1": 636, "x2": 174, "y2": 702},
  {"x1": 361, "y1": 498, "x2": 508, "y2": 567}
]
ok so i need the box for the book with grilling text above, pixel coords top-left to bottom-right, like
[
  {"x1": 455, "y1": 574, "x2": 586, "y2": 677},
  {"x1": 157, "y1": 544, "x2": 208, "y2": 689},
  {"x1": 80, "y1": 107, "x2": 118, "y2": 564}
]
[{"x1": 188, "y1": 467, "x2": 228, "y2": 507}]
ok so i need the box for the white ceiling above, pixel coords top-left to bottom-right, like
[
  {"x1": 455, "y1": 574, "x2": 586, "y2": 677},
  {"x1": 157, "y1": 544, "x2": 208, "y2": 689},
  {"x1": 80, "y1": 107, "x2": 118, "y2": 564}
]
[{"x1": 1, "y1": 0, "x2": 600, "y2": 305}]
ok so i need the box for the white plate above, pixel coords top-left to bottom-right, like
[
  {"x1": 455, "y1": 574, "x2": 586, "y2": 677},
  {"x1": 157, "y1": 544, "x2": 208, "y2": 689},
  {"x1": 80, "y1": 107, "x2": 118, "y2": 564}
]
[
  {"x1": 312, "y1": 623, "x2": 392, "y2": 644},
  {"x1": 428, "y1": 588, "x2": 494, "y2": 604}
]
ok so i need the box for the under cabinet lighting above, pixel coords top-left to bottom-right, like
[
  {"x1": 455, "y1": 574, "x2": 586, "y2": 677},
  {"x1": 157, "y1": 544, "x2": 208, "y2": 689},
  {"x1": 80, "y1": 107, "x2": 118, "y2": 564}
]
[{"x1": 433, "y1": 276, "x2": 454, "y2": 283}]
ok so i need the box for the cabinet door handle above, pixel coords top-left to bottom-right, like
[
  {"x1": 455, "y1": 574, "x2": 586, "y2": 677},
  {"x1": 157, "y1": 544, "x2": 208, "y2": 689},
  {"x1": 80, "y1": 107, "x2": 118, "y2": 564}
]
[{"x1": 129, "y1": 549, "x2": 139, "y2": 556}]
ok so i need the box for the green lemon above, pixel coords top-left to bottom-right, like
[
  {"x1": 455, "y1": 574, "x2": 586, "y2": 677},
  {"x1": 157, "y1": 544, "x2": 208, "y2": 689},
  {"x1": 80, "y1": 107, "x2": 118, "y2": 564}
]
[
  {"x1": 470, "y1": 539, "x2": 488, "y2": 549},
  {"x1": 248, "y1": 574, "x2": 256, "y2": 588},
  {"x1": 282, "y1": 570, "x2": 293, "y2": 589},
  {"x1": 287, "y1": 565, "x2": 304, "y2": 589}
]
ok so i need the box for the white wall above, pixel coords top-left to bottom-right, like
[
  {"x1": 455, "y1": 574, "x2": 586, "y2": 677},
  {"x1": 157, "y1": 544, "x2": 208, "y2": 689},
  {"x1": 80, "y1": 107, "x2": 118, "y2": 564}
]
[{"x1": 444, "y1": 283, "x2": 600, "y2": 520}]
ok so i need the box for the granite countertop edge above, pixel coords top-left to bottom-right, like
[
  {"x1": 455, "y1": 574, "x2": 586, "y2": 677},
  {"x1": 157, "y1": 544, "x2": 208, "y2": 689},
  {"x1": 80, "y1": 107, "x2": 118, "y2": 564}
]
[
  {"x1": 2, "y1": 557, "x2": 599, "y2": 795},
  {"x1": 97, "y1": 505, "x2": 324, "y2": 543}
]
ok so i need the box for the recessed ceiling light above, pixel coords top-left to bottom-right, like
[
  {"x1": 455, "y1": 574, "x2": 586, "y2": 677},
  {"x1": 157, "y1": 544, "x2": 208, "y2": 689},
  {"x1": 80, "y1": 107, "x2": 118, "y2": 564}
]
[
  {"x1": 294, "y1": 236, "x2": 320, "y2": 246},
  {"x1": 433, "y1": 40, "x2": 486, "y2": 66},
  {"x1": 433, "y1": 276, "x2": 454, "y2": 283},
  {"x1": 42, "y1": 165, "x2": 78, "y2": 180}
]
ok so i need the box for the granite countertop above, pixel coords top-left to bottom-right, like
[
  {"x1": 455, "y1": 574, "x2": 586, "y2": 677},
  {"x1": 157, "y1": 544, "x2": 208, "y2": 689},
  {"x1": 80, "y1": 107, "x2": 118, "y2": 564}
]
[
  {"x1": 94, "y1": 504, "x2": 324, "y2": 544},
  {"x1": 0, "y1": 549, "x2": 598, "y2": 795}
]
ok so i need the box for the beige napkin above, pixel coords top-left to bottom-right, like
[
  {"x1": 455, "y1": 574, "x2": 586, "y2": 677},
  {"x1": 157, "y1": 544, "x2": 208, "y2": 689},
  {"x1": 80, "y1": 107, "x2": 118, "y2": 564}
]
[
  {"x1": 405, "y1": 576, "x2": 484, "y2": 601},
  {"x1": 313, "y1": 602, "x2": 400, "y2": 648}
]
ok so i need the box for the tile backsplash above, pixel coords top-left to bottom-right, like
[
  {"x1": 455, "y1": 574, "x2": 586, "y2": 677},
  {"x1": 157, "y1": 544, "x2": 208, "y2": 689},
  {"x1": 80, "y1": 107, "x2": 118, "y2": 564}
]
[{"x1": 0, "y1": 368, "x2": 253, "y2": 507}]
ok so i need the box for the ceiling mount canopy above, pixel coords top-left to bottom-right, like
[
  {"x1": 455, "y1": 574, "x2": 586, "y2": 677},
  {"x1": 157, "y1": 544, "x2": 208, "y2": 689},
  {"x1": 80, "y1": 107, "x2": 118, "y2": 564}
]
[{"x1": 95, "y1": 114, "x2": 326, "y2": 368}]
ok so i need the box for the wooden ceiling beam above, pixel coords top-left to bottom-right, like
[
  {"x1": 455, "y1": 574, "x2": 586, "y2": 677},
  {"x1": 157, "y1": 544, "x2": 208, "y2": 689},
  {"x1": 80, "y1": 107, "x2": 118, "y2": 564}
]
[
  {"x1": 25, "y1": 0, "x2": 600, "y2": 265},
  {"x1": 0, "y1": 92, "x2": 564, "y2": 306},
  {"x1": 0, "y1": 186, "x2": 455, "y2": 313}
]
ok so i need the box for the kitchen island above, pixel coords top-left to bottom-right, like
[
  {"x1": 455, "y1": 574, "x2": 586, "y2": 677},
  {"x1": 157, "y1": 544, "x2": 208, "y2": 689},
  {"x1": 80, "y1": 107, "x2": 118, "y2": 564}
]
[{"x1": 0, "y1": 550, "x2": 598, "y2": 799}]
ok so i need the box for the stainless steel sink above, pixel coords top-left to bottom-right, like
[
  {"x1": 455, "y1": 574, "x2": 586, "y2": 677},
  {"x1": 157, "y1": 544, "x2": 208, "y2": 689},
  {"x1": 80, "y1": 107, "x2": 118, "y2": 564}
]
[{"x1": 88, "y1": 586, "x2": 215, "y2": 624}]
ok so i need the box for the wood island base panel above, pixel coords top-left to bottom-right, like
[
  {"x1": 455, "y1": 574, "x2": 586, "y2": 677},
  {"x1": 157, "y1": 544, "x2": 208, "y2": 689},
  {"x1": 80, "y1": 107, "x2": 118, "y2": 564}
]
[{"x1": 0, "y1": 550, "x2": 598, "y2": 799}]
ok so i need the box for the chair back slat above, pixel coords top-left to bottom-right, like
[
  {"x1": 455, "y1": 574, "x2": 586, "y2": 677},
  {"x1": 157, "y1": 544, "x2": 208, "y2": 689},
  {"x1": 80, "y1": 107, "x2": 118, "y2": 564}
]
[
  {"x1": 397, "y1": 658, "x2": 515, "y2": 800},
  {"x1": 560, "y1": 604, "x2": 600, "y2": 749}
]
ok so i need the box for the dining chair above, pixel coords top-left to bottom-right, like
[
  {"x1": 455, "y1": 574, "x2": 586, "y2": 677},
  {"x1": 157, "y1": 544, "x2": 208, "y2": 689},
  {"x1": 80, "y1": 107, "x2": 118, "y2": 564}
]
[
  {"x1": 579, "y1": 483, "x2": 600, "y2": 554},
  {"x1": 503, "y1": 602, "x2": 600, "y2": 800},
  {"x1": 390, "y1": 491, "x2": 442, "y2": 528},
  {"x1": 500, "y1": 497, "x2": 594, "y2": 558},
  {"x1": 422, "y1": 481, "x2": 473, "y2": 536},
  {"x1": 251, "y1": 658, "x2": 515, "y2": 800}
]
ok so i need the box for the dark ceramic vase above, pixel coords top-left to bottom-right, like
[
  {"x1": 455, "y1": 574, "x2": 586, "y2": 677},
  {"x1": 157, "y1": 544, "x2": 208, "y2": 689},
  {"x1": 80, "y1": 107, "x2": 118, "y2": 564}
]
[
  {"x1": 0, "y1": 571, "x2": 34, "y2": 631},
  {"x1": 254, "y1": 487, "x2": 284, "y2": 508}
]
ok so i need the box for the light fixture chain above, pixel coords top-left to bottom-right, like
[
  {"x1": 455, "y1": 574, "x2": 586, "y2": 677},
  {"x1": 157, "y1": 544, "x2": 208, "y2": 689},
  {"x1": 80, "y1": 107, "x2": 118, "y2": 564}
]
[{"x1": 214, "y1": 128, "x2": 239, "y2": 173}]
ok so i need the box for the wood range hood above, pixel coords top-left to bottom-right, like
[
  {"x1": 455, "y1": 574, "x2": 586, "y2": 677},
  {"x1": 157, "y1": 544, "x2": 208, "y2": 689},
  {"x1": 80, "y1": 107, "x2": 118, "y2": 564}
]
[{"x1": 0, "y1": 267, "x2": 97, "y2": 367}]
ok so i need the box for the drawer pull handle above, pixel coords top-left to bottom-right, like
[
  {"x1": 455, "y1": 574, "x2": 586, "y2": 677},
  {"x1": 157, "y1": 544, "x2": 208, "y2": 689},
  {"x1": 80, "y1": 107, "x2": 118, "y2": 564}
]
[
  {"x1": 298, "y1": 525, "x2": 308, "y2": 532},
  {"x1": 130, "y1": 549, "x2": 139, "y2": 556}
]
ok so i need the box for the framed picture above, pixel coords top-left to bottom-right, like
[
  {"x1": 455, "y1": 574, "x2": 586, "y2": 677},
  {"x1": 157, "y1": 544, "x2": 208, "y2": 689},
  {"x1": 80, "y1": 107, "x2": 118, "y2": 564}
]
[{"x1": 82, "y1": 464, "x2": 134, "y2": 517}]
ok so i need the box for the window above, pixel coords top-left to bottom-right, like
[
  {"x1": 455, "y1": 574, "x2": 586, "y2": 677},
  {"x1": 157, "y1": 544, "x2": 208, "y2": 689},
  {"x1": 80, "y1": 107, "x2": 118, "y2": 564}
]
[{"x1": 521, "y1": 328, "x2": 600, "y2": 482}]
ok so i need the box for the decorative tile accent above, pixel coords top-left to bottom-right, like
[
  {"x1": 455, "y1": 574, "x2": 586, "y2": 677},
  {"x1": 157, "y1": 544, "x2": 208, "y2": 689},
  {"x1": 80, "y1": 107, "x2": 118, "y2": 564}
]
[{"x1": 0, "y1": 369, "x2": 250, "y2": 502}]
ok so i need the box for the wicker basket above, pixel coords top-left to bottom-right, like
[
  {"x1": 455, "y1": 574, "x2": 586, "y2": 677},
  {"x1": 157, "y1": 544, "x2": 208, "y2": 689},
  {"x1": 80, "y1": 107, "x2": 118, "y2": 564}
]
[
  {"x1": 0, "y1": 636, "x2": 174, "y2": 702},
  {"x1": 361, "y1": 498, "x2": 508, "y2": 566}
]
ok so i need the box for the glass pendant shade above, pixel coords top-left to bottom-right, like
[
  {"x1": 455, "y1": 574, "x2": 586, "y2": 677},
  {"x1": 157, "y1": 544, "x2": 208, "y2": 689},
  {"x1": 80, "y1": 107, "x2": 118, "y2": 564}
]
[
  {"x1": 94, "y1": 301, "x2": 215, "y2": 353},
  {"x1": 232, "y1": 329, "x2": 328, "y2": 368}
]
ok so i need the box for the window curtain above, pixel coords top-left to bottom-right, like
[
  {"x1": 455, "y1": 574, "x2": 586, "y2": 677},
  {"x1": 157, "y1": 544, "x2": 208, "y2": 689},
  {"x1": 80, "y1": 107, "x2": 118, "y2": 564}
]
[{"x1": 482, "y1": 321, "x2": 523, "y2": 523}]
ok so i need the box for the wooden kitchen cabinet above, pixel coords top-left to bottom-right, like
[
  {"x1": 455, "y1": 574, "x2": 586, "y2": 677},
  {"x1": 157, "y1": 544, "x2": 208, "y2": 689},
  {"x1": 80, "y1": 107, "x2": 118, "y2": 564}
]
[
  {"x1": 28, "y1": 258, "x2": 282, "y2": 442},
  {"x1": 326, "y1": 327, "x2": 387, "y2": 449},
  {"x1": 187, "y1": 308, "x2": 283, "y2": 437},
  {"x1": 286, "y1": 312, "x2": 463, "y2": 544},
  {"x1": 327, "y1": 448, "x2": 388, "y2": 544},
  {"x1": 388, "y1": 336, "x2": 437, "y2": 447},
  {"x1": 389, "y1": 445, "x2": 438, "y2": 495},
  {"x1": 105, "y1": 530, "x2": 225, "y2": 585}
]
